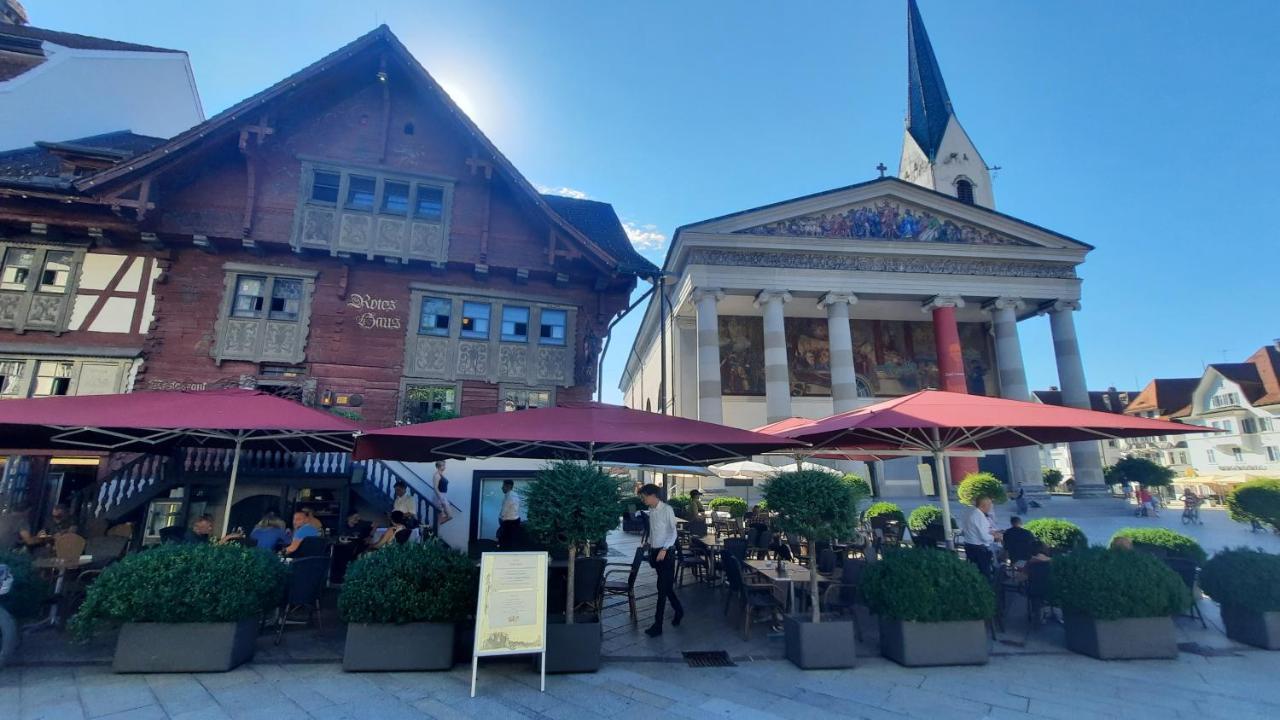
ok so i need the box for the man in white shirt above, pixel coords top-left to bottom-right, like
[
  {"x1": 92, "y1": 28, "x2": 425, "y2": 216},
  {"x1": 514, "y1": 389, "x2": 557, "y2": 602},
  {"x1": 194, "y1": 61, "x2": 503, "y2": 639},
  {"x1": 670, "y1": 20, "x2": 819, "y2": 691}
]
[
  {"x1": 497, "y1": 479, "x2": 521, "y2": 548},
  {"x1": 960, "y1": 496, "x2": 1002, "y2": 580},
  {"x1": 639, "y1": 484, "x2": 683, "y2": 637},
  {"x1": 392, "y1": 481, "x2": 416, "y2": 519}
]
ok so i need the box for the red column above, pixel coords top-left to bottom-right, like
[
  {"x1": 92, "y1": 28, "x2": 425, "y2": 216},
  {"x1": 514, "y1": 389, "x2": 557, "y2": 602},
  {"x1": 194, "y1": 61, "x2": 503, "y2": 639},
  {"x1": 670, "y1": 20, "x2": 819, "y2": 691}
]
[{"x1": 930, "y1": 302, "x2": 978, "y2": 484}]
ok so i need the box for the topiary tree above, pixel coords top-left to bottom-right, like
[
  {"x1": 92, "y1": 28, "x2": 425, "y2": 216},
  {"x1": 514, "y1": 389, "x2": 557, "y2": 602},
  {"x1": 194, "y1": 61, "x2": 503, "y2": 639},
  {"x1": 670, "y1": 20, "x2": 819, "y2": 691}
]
[
  {"x1": 763, "y1": 469, "x2": 861, "y2": 623},
  {"x1": 1023, "y1": 518, "x2": 1088, "y2": 554},
  {"x1": 864, "y1": 501, "x2": 905, "y2": 525},
  {"x1": 957, "y1": 471, "x2": 1008, "y2": 506},
  {"x1": 860, "y1": 549, "x2": 995, "y2": 622},
  {"x1": 1225, "y1": 478, "x2": 1280, "y2": 531},
  {"x1": 907, "y1": 505, "x2": 944, "y2": 534},
  {"x1": 1050, "y1": 547, "x2": 1188, "y2": 620},
  {"x1": 338, "y1": 541, "x2": 476, "y2": 624},
  {"x1": 708, "y1": 496, "x2": 748, "y2": 518},
  {"x1": 1109, "y1": 527, "x2": 1207, "y2": 565},
  {"x1": 666, "y1": 493, "x2": 693, "y2": 518},
  {"x1": 523, "y1": 460, "x2": 622, "y2": 624},
  {"x1": 1105, "y1": 457, "x2": 1174, "y2": 488},
  {"x1": 842, "y1": 474, "x2": 872, "y2": 512},
  {"x1": 1199, "y1": 548, "x2": 1280, "y2": 614},
  {"x1": 1042, "y1": 468, "x2": 1064, "y2": 491}
]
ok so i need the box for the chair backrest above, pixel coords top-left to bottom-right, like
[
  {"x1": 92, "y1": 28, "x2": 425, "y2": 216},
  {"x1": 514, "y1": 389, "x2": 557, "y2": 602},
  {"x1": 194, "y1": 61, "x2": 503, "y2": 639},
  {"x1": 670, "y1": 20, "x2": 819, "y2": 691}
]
[
  {"x1": 755, "y1": 529, "x2": 773, "y2": 552},
  {"x1": 839, "y1": 558, "x2": 865, "y2": 604},
  {"x1": 817, "y1": 547, "x2": 837, "y2": 574},
  {"x1": 724, "y1": 556, "x2": 744, "y2": 593},
  {"x1": 1025, "y1": 560, "x2": 1053, "y2": 599},
  {"x1": 723, "y1": 537, "x2": 748, "y2": 564},
  {"x1": 54, "y1": 532, "x2": 86, "y2": 561},
  {"x1": 84, "y1": 535, "x2": 128, "y2": 563},
  {"x1": 574, "y1": 556, "x2": 606, "y2": 608},
  {"x1": 285, "y1": 556, "x2": 329, "y2": 605},
  {"x1": 627, "y1": 547, "x2": 646, "y2": 587},
  {"x1": 158, "y1": 525, "x2": 185, "y2": 544},
  {"x1": 294, "y1": 535, "x2": 328, "y2": 558}
]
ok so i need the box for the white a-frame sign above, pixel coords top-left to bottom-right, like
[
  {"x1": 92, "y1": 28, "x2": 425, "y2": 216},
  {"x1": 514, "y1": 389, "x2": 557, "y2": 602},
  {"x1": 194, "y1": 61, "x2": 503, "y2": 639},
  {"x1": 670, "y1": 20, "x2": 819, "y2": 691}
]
[{"x1": 471, "y1": 551, "x2": 549, "y2": 698}]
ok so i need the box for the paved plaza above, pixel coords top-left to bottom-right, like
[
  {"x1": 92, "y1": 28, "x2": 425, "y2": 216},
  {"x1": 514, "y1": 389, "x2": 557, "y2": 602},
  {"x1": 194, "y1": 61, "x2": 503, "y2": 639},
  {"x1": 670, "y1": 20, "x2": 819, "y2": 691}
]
[{"x1": 8, "y1": 498, "x2": 1280, "y2": 719}]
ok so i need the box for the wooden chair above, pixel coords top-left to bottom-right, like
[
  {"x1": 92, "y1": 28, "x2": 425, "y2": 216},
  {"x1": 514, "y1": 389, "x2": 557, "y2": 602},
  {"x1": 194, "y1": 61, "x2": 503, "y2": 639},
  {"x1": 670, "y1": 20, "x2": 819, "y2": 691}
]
[
  {"x1": 53, "y1": 533, "x2": 86, "y2": 562},
  {"x1": 603, "y1": 547, "x2": 646, "y2": 622}
]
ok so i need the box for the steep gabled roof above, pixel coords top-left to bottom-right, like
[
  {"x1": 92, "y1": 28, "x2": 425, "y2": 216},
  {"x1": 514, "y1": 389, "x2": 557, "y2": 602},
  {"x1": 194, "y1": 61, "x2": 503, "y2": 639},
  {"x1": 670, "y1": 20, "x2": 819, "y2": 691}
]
[
  {"x1": 906, "y1": 0, "x2": 954, "y2": 160},
  {"x1": 0, "y1": 130, "x2": 166, "y2": 190},
  {"x1": 1033, "y1": 389, "x2": 1139, "y2": 414},
  {"x1": 1247, "y1": 345, "x2": 1280, "y2": 406},
  {"x1": 541, "y1": 195, "x2": 655, "y2": 274},
  {"x1": 1124, "y1": 378, "x2": 1199, "y2": 419},
  {"x1": 75, "y1": 25, "x2": 648, "y2": 277}
]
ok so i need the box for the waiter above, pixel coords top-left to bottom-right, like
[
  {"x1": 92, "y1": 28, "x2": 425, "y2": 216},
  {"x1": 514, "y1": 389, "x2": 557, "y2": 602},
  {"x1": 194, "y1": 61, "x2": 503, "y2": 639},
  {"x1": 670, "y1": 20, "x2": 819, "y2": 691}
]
[
  {"x1": 496, "y1": 479, "x2": 521, "y2": 548},
  {"x1": 639, "y1": 483, "x2": 683, "y2": 637}
]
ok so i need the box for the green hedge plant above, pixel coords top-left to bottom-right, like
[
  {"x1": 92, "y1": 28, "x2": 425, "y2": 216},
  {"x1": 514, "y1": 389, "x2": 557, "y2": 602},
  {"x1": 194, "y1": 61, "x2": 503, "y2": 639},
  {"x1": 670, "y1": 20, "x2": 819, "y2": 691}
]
[
  {"x1": 665, "y1": 494, "x2": 692, "y2": 517},
  {"x1": 907, "y1": 505, "x2": 943, "y2": 534},
  {"x1": 1023, "y1": 518, "x2": 1088, "y2": 554},
  {"x1": 763, "y1": 469, "x2": 861, "y2": 623},
  {"x1": 1199, "y1": 548, "x2": 1280, "y2": 614},
  {"x1": 69, "y1": 543, "x2": 286, "y2": 639},
  {"x1": 1109, "y1": 527, "x2": 1207, "y2": 565},
  {"x1": 338, "y1": 541, "x2": 476, "y2": 625},
  {"x1": 860, "y1": 549, "x2": 995, "y2": 622},
  {"x1": 864, "y1": 501, "x2": 905, "y2": 525},
  {"x1": 1042, "y1": 468, "x2": 1064, "y2": 491},
  {"x1": 1225, "y1": 478, "x2": 1280, "y2": 531},
  {"x1": 0, "y1": 551, "x2": 50, "y2": 620},
  {"x1": 958, "y1": 472, "x2": 1008, "y2": 506},
  {"x1": 708, "y1": 496, "x2": 748, "y2": 518},
  {"x1": 1049, "y1": 547, "x2": 1188, "y2": 620}
]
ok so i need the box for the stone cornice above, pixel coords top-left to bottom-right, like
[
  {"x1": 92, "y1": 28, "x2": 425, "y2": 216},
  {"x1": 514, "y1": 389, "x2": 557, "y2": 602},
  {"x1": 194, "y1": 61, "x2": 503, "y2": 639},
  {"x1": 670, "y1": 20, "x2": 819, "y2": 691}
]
[{"x1": 686, "y1": 248, "x2": 1077, "y2": 280}]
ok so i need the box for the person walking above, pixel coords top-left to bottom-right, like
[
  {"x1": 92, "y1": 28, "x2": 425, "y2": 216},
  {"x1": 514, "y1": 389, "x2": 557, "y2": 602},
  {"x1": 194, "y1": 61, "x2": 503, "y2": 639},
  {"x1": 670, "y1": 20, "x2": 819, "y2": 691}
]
[
  {"x1": 497, "y1": 479, "x2": 522, "y2": 548},
  {"x1": 433, "y1": 460, "x2": 454, "y2": 524},
  {"x1": 1014, "y1": 483, "x2": 1029, "y2": 515},
  {"x1": 639, "y1": 483, "x2": 683, "y2": 637}
]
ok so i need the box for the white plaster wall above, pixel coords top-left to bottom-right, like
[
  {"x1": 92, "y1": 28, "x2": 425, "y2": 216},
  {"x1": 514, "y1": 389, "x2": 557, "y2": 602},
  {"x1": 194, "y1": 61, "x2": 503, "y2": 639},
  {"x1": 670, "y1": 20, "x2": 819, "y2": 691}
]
[
  {"x1": 0, "y1": 44, "x2": 203, "y2": 149},
  {"x1": 401, "y1": 457, "x2": 562, "y2": 549},
  {"x1": 897, "y1": 118, "x2": 994, "y2": 209}
]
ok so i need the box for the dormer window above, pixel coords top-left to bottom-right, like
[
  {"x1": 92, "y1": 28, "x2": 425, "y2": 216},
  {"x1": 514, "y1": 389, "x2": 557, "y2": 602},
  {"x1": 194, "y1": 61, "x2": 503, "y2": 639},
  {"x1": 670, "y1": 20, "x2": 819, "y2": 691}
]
[{"x1": 955, "y1": 178, "x2": 975, "y2": 205}]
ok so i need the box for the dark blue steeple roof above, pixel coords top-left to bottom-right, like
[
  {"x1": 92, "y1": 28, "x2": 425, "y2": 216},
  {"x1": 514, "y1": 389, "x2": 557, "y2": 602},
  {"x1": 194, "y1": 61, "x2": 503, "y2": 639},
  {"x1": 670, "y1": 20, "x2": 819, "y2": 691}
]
[{"x1": 906, "y1": 0, "x2": 954, "y2": 161}]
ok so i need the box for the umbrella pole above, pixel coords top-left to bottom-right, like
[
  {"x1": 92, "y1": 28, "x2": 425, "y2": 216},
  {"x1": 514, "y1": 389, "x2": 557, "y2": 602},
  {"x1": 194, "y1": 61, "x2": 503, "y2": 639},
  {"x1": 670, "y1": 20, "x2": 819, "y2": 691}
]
[
  {"x1": 220, "y1": 436, "x2": 245, "y2": 538},
  {"x1": 931, "y1": 428, "x2": 955, "y2": 550}
]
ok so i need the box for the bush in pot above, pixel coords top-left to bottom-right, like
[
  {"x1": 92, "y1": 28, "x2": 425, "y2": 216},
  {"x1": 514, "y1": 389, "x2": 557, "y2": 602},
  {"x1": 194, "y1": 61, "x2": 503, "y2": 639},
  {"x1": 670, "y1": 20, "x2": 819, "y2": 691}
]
[
  {"x1": 1022, "y1": 519, "x2": 1088, "y2": 554},
  {"x1": 708, "y1": 496, "x2": 747, "y2": 518},
  {"x1": 1109, "y1": 527, "x2": 1206, "y2": 565},
  {"x1": 907, "y1": 505, "x2": 949, "y2": 547},
  {"x1": 338, "y1": 541, "x2": 476, "y2": 671},
  {"x1": 1199, "y1": 548, "x2": 1280, "y2": 649},
  {"x1": 1049, "y1": 547, "x2": 1187, "y2": 659},
  {"x1": 1225, "y1": 478, "x2": 1280, "y2": 531},
  {"x1": 69, "y1": 543, "x2": 285, "y2": 672},
  {"x1": 864, "y1": 502, "x2": 905, "y2": 525},
  {"x1": 762, "y1": 469, "x2": 862, "y2": 669},
  {"x1": 957, "y1": 472, "x2": 1008, "y2": 506},
  {"x1": 524, "y1": 460, "x2": 622, "y2": 673},
  {"x1": 860, "y1": 549, "x2": 994, "y2": 666}
]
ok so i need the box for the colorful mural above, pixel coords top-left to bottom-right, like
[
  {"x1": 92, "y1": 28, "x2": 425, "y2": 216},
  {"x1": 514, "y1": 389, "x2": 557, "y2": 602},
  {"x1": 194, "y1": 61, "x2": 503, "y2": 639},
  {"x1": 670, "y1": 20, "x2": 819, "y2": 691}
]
[
  {"x1": 736, "y1": 200, "x2": 1030, "y2": 246},
  {"x1": 718, "y1": 315, "x2": 995, "y2": 398}
]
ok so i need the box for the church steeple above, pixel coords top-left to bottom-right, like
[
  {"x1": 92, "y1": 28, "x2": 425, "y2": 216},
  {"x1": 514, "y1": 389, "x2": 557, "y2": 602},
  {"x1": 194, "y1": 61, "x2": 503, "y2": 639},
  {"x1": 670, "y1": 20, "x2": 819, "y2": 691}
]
[{"x1": 898, "y1": 0, "x2": 994, "y2": 208}]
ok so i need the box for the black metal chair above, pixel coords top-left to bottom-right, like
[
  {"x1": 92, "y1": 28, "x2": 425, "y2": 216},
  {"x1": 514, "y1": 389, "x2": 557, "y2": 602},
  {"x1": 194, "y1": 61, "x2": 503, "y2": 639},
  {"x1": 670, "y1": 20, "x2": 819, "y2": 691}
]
[
  {"x1": 723, "y1": 557, "x2": 781, "y2": 639},
  {"x1": 675, "y1": 536, "x2": 703, "y2": 586},
  {"x1": 751, "y1": 529, "x2": 773, "y2": 561},
  {"x1": 604, "y1": 547, "x2": 646, "y2": 622},
  {"x1": 157, "y1": 525, "x2": 186, "y2": 544},
  {"x1": 275, "y1": 556, "x2": 329, "y2": 644},
  {"x1": 1164, "y1": 557, "x2": 1207, "y2": 628},
  {"x1": 821, "y1": 557, "x2": 865, "y2": 640}
]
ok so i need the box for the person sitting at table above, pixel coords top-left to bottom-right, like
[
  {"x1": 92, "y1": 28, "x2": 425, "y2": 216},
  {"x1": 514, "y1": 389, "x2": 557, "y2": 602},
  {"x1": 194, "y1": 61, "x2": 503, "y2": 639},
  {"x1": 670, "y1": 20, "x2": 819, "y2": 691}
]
[
  {"x1": 42, "y1": 503, "x2": 78, "y2": 537},
  {"x1": 960, "y1": 497, "x2": 1001, "y2": 581},
  {"x1": 282, "y1": 510, "x2": 321, "y2": 556},
  {"x1": 372, "y1": 511, "x2": 411, "y2": 549},
  {"x1": 1002, "y1": 516, "x2": 1037, "y2": 567},
  {"x1": 343, "y1": 512, "x2": 372, "y2": 543},
  {"x1": 184, "y1": 514, "x2": 216, "y2": 544},
  {"x1": 249, "y1": 511, "x2": 290, "y2": 552},
  {"x1": 687, "y1": 490, "x2": 706, "y2": 519}
]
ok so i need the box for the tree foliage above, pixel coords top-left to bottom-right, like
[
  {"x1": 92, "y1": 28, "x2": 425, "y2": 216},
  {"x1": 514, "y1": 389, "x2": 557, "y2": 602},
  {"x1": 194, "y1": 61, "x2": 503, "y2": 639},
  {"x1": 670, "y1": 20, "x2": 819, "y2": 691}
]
[
  {"x1": 0, "y1": 551, "x2": 50, "y2": 620},
  {"x1": 1225, "y1": 478, "x2": 1280, "y2": 531},
  {"x1": 957, "y1": 472, "x2": 1008, "y2": 506},
  {"x1": 1104, "y1": 457, "x2": 1175, "y2": 488},
  {"x1": 338, "y1": 541, "x2": 476, "y2": 624},
  {"x1": 1042, "y1": 468, "x2": 1064, "y2": 490}
]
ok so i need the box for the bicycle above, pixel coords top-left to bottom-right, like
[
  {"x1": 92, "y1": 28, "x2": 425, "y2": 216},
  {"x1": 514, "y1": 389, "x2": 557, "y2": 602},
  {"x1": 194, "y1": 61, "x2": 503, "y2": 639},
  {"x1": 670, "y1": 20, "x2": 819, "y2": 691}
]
[
  {"x1": 0, "y1": 564, "x2": 17, "y2": 668},
  {"x1": 1181, "y1": 506, "x2": 1201, "y2": 525}
]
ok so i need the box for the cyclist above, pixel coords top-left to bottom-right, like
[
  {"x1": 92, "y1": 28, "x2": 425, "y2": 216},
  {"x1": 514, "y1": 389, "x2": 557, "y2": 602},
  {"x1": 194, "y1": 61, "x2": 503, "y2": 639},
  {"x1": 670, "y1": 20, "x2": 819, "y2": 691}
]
[{"x1": 1182, "y1": 490, "x2": 1203, "y2": 525}]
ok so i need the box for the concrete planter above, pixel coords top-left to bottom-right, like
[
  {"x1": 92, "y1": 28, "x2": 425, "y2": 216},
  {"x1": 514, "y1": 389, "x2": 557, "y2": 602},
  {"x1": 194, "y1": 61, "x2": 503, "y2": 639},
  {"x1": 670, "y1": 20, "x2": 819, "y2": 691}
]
[
  {"x1": 545, "y1": 619, "x2": 601, "y2": 673},
  {"x1": 784, "y1": 616, "x2": 856, "y2": 669},
  {"x1": 113, "y1": 619, "x2": 258, "y2": 673},
  {"x1": 343, "y1": 622, "x2": 455, "y2": 671},
  {"x1": 1063, "y1": 614, "x2": 1177, "y2": 660},
  {"x1": 1220, "y1": 606, "x2": 1280, "y2": 650},
  {"x1": 878, "y1": 618, "x2": 988, "y2": 667}
]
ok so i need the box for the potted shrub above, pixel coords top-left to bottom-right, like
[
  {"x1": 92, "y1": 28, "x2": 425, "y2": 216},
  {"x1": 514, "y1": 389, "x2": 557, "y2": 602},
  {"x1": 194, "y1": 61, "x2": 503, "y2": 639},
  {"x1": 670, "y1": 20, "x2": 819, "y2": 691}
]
[
  {"x1": 864, "y1": 501, "x2": 905, "y2": 525},
  {"x1": 524, "y1": 460, "x2": 621, "y2": 673},
  {"x1": 1109, "y1": 527, "x2": 1206, "y2": 565},
  {"x1": 957, "y1": 472, "x2": 1008, "y2": 506},
  {"x1": 907, "y1": 505, "x2": 947, "y2": 547},
  {"x1": 763, "y1": 469, "x2": 862, "y2": 669},
  {"x1": 1199, "y1": 548, "x2": 1280, "y2": 649},
  {"x1": 69, "y1": 543, "x2": 285, "y2": 673},
  {"x1": 1225, "y1": 478, "x2": 1280, "y2": 531},
  {"x1": 1050, "y1": 547, "x2": 1187, "y2": 659},
  {"x1": 708, "y1": 496, "x2": 747, "y2": 518},
  {"x1": 666, "y1": 493, "x2": 693, "y2": 518},
  {"x1": 860, "y1": 549, "x2": 994, "y2": 666},
  {"x1": 338, "y1": 541, "x2": 476, "y2": 671},
  {"x1": 1042, "y1": 468, "x2": 1064, "y2": 493},
  {"x1": 1023, "y1": 518, "x2": 1088, "y2": 554}
]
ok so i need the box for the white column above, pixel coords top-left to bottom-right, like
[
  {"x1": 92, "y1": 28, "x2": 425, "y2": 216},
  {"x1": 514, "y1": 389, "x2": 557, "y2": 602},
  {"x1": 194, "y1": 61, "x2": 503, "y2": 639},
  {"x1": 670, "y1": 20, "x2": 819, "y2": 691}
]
[
  {"x1": 755, "y1": 290, "x2": 793, "y2": 423},
  {"x1": 820, "y1": 292, "x2": 859, "y2": 414},
  {"x1": 1047, "y1": 300, "x2": 1107, "y2": 496},
  {"x1": 693, "y1": 288, "x2": 725, "y2": 424},
  {"x1": 675, "y1": 316, "x2": 698, "y2": 418},
  {"x1": 985, "y1": 297, "x2": 1046, "y2": 497}
]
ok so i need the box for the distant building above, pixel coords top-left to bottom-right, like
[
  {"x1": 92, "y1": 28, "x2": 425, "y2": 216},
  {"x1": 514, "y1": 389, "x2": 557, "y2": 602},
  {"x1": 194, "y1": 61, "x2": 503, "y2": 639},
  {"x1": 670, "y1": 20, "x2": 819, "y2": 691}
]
[
  {"x1": 1121, "y1": 377, "x2": 1199, "y2": 473},
  {"x1": 1175, "y1": 344, "x2": 1280, "y2": 482},
  {"x1": 1033, "y1": 387, "x2": 1139, "y2": 484},
  {"x1": 0, "y1": 19, "x2": 203, "y2": 150}
]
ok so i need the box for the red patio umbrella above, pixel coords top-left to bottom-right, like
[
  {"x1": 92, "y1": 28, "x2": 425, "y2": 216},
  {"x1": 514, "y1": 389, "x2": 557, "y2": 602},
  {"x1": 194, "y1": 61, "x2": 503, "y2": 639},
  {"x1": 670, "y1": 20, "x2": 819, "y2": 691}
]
[
  {"x1": 354, "y1": 402, "x2": 806, "y2": 465},
  {"x1": 765, "y1": 389, "x2": 1216, "y2": 547},
  {"x1": 0, "y1": 388, "x2": 359, "y2": 535}
]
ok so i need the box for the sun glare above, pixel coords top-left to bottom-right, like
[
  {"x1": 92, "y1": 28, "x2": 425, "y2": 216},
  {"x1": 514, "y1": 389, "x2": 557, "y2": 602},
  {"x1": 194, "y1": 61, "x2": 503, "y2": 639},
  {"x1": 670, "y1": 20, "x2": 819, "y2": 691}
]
[{"x1": 439, "y1": 82, "x2": 478, "y2": 120}]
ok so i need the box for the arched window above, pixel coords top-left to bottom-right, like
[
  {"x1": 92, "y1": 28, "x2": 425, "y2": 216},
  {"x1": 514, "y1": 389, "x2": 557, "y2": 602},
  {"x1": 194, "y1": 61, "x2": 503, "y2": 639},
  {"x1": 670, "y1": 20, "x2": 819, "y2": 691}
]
[{"x1": 955, "y1": 178, "x2": 975, "y2": 205}]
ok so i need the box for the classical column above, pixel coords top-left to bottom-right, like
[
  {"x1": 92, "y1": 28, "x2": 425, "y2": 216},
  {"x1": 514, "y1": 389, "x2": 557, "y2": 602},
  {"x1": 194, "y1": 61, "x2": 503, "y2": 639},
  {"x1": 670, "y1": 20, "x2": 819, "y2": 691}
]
[
  {"x1": 985, "y1": 297, "x2": 1046, "y2": 497},
  {"x1": 923, "y1": 294, "x2": 978, "y2": 483},
  {"x1": 693, "y1": 288, "x2": 725, "y2": 424},
  {"x1": 1047, "y1": 300, "x2": 1107, "y2": 497},
  {"x1": 675, "y1": 316, "x2": 698, "y2": 418},
  {"x1": 820, "y1": 292, "x2": 859, "y2": 414},
  {"x1": 755, "y1": 290, "x2": 793, "y2": 423}
]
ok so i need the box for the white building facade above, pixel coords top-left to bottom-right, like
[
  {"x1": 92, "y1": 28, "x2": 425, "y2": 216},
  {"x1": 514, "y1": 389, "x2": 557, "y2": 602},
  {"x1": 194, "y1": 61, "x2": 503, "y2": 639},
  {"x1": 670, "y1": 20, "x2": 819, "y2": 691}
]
[{"x1": 1180, "y1": 352, "x2": 1280, "y2": 480}]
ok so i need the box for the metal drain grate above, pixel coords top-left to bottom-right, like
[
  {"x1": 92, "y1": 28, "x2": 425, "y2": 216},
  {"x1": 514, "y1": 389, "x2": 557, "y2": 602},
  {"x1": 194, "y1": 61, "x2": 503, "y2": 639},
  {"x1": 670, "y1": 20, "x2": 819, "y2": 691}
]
[{"x1": 683, "y1": 650, "x2": 736, "y2": 668}]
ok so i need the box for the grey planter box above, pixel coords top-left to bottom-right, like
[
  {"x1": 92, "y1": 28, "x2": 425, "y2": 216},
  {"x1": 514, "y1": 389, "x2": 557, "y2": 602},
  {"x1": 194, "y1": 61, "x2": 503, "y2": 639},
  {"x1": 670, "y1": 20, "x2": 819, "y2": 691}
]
[
  {"x1": 113, "y1": 619, "x2": 258, "y2": 673},
  {"x1": 878, "y1": 618, "x2": 988, "y2": 667},
  {"x1": 545, "y1": 619, "x2": 601, "y2": 673},
  {"x1": 784, "y1": 616, "x2": 856, "y2": 669},
  {"x1": 1220, "y1": 606, "x2": 1280, "y2": 650},
  {"x1": 343, "y1": 622, "x2": 455, "y2": 671},
  {"x1": 1063, "y1": 614, "x2": 1177, "y2": 660}
]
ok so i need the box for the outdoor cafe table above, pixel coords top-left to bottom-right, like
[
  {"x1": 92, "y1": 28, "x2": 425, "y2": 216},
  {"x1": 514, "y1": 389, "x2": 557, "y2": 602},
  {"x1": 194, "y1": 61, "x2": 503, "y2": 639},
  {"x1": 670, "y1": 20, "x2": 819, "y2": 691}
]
[
  {"x1": 744, "y1": 558, "x2": 824, "y2": 613},
  {"x1": 32, "y1": 555, "x2": 92, "y2": 627}
]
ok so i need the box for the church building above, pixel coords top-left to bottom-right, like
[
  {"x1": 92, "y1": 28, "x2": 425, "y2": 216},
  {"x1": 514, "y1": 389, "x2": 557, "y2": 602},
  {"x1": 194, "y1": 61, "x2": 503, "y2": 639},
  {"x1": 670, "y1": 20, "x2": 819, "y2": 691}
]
[{"x1": 621, "y1": 0, "x2": 1106, "y2": 498}]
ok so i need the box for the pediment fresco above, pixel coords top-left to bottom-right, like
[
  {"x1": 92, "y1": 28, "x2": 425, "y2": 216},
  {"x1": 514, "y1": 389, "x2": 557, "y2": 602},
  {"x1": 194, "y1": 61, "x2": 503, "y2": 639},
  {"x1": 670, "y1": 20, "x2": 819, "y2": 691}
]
[{"x1": 734, "y1": 199, "x2": 1033, "y2": 247}]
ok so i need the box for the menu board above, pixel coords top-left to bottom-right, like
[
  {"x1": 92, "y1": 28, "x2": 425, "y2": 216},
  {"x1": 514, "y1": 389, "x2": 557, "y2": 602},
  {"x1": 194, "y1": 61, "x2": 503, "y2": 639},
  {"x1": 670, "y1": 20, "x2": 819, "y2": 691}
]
[{"x1": 473, "y1": 552, "x2": 548, "y2": 657}]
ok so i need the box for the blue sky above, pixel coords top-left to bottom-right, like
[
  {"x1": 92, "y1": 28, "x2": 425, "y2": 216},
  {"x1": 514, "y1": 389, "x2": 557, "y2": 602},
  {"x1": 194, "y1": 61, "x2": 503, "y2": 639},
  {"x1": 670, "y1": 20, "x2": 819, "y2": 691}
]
[{"x1": 27, "y1": 1, "x2": 1280, "y2": 401}]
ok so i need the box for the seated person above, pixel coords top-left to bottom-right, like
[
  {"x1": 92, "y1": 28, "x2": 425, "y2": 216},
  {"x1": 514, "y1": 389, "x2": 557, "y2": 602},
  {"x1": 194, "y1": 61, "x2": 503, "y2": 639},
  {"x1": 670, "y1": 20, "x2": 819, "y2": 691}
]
[
  {"x1": 184, "y1": 514, "x2": 216, "y2": 544},
  {"x1": 1109, "y1": 535, "x2": 1134, "y2": 552},
  {"x1": 342, "y1": 512, "x2": 372, "y2": 543},
  {"x1": 249, "y1": 511, "x2": 290, "y2": 552},
  {"x1": 1, "y1": 501, "x2": 34, "y2": 551},
  {"x1": 1002, "y1": 516, "x2": 1037, "y2": 566},
  {"x1": 371, "y1": 511, "x2": 411, "y2": 549},
  {"x1": 687, "y1": 490, "x2": 706, "y2": 518},
  {"x1": 282, "y1": 509, "x2": 321, "y2": 556}
]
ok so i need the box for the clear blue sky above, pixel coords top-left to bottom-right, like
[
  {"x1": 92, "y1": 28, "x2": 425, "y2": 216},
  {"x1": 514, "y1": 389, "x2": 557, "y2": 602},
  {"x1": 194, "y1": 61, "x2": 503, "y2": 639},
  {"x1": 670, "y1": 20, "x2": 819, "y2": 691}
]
[{"x1": 27, "y1": 1, "x2": 1280, "y2": 401}]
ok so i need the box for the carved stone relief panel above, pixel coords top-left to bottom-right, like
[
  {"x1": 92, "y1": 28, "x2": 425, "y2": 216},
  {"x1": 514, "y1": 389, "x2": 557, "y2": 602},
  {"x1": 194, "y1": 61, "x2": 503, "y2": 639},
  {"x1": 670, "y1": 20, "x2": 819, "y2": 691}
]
[
  {"x1": 338, "y1": 214, "x2": 373, "y2": 254},
  {"x1": 456, "y1": 341, "x2": 490, "y2": 378}
]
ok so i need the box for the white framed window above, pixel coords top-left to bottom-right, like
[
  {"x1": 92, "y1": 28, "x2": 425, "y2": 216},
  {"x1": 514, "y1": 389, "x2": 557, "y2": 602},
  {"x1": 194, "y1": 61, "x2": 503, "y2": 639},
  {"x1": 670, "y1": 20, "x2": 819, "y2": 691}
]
[
  {"x1": 1243, "y1": 417, "x2": 1259, "y2": 434},
  {"x1": 501, "y1": 386, "x2": 553, "y2": 412},
  {"x1": 1267, "y1": 446, "x2": 1280, "y2": 462},
  {"x1": 33, "y1": 360, "x2": 73, "y2": 396},
  {"x1": 460, "y1": 302, "x2": 491, "y2": 339},
  {"x1": 1207, "y1": 449, "x2": 1216, "y2": 464},
  {"x1": 418, "y1": 297, "x2": 451, "y2": 336},
  {"x1": 501, "y1": 306, "x2": 529, "y2": 343},
  {"x1": 1232, "y1": 447, "x2": 1244, "y2": 463},
  {"x1": 1261, "y1": 418, "x2": 1274, "y2": 432},
  {"x1": 539, "y1": 308, "x2": 567, "y2": 346}
]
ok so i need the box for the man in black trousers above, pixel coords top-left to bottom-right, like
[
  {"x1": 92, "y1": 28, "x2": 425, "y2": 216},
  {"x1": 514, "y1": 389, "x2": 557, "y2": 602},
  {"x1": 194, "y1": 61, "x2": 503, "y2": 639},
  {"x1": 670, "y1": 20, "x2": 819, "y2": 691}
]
[{"x1": 639, "y1": 484, "x2": 683, "y2": 637}]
